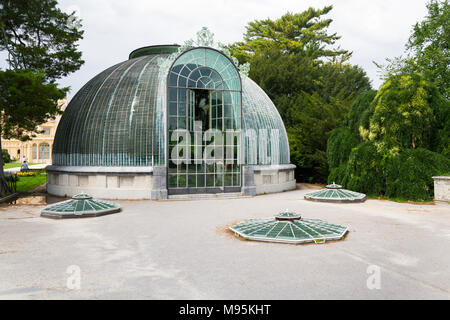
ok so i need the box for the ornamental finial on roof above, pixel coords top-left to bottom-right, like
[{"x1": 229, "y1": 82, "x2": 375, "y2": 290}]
[{"x1": 196, "y1": 27, "x2": 215, "y2": 47}]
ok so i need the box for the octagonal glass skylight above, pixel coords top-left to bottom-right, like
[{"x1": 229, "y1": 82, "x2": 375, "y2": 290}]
[
  {"x1": 230, "y1": 212, "x2": 348, "y2": 244},
  {"x1": 41, "y1": 193, "x2": 120, "y2": 219}
]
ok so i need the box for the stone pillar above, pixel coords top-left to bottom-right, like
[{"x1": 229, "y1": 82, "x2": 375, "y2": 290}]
[
  {"x1": 242, "y1": 166, "x2": 256, "y2": 196},
  {"x1": 151, "y1": 167, "x2": 168, "y2": 200},
  {"x1": 433, "y1": 176, "x2": 450, "y2": 202}
]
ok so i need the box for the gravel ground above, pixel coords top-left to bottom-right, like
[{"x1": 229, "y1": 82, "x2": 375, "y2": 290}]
[{"x1": 0, "y1": 187, "x2": 449, "y2": 300}]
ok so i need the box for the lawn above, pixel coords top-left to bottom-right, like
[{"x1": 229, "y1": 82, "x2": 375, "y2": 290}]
[
  {"x1": 4, "y1": 162, "x2": 39, "y2": 169},
  {"x1": 16, "y1": 174, "x2": 48, "y2": 193}
]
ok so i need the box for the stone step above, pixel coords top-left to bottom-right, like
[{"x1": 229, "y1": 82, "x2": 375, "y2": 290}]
[{"x1": 168, "y1": 192, "x2": 248, "y2": 200}]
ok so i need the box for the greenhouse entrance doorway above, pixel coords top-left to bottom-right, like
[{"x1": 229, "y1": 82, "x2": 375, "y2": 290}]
[
  {"x1": 168, "y1": 87, "x2": 241, "y2": 195},
  {"x1": 166, "y1": 48, "x2": 243, "y2": 196}
]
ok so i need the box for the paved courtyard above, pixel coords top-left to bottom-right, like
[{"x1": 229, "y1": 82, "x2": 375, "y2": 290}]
[{"x1": 0, "y1": 186, "x2": 449, "y2": 300}]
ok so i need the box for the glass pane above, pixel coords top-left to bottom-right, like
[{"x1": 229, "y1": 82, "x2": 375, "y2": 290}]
[
  {"x1": 169, "y1": 88, "x2": 177, "y2": 102},
  {"x1": 188, "y1": 174, "x2": 196, "y2": 187},
  {"x1": 169, "y1": 103, "x2": 177, "y2": 116},
  {"x1": 197, "y1": 174, "x2": 206, "y2": 187},
  {"x1": 206, "y1": 174, "x2": 215, "y2": 187}
]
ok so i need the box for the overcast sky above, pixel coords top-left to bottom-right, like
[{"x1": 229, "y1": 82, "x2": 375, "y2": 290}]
[{"x1": 13, "y1": 0, "x2": 432, "y2": 98}]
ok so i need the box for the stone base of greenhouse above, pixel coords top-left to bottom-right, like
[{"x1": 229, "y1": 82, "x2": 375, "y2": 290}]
[{"x1": 46, "y1": 164, "x2": 296, "y2": 200}]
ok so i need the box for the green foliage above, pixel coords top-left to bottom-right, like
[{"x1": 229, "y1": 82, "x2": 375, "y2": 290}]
[
  {"x1": 2, "y1": 149, "x2": 11, "y2": 164},
  {"x1": 286, "y1": 88, "x2": 364, "y2": 182},
  {"x1": 229, "y1": 6, "x2": 348, "y2": 63},
  {"x1": 327, "y1": 127, "x2": 359, "y2": 170},
  {"x1": 0, "y1": 0, "x2": 84, "y2": 82},
  {"x1": 340, "y1": 142, "x2": 385, "y2": 196},
  {"x1": 367, "y1": 74, "x2": 449, "y2": 152},
  {"x1": 327, "y1": 76, "x2": 450, "y2": 201},
  {"x1": 231, "y1": 7, "x2": 372, "y2": 182},
  {"x1": 332, "y1": 145, "x2": 450, "y2": 201},
  {"x1": 349, "y1": 2, "x2": 450, "y2": 201},
  {"x1": 16, "y1": 174, "x2": 47, "y2": 193},
  {"x1": 4, "y1": 174, "x2": 18, "y2": 183},
  {"x1": 0, "y1": 69, "x2": 66, "y2": 141},
  {"x1": 0, "y1": 0, "x2": 83, "y2": 194},
  {"x1": 343, "y1": 90, "x2": 377, "y2": 136},
  {"x1": 376, "y1": 0, "x2": 449, "y2": 99},
  {"x1": 407, "y1": 0, "x2": 449, "y2": 99},
  {"x1": 248, "y1": 48, "x2": 320, "y2": 102},
  {"x1": 3, "y1": 162, "x2": 37, "y2": 169},
  {"x1": 384, "y1": 148, "x2": 450, "y2": 201}
]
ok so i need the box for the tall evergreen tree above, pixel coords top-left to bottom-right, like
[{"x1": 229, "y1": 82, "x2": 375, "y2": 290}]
[{"x1": 230, "y1": 7, "x2": 371, "y2": 182}]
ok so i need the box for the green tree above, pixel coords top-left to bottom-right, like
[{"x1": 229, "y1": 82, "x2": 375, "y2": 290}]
[
  {"x1": 377, "y1": 0, "x2": 449, "y2": 98},
  {"x1": 327, "y1": 76, "x2": 450, "y2": 201},
  {"x1": 229, "y1": 6, "x2": 348, "y2": 63},
  {"x1": 0, "y1": 0, "x2": 84, "y2": 195},
  {"x1": 0, "y1": 70, "x2": 66, "y2": 195},
  {"x1": 287, "y1": 87, "x2": 363, "y2": 182},
  {"x1": 365, "y1": 74, "x2": 448, "y2": 153},
  {"x1": 2, "y1": 149, "x2": 11, "y2": 164},
  {"x1": 0, "y1": 0, "x2": 84, "y2": 82},
  {"x1": 407, "y1": 0, "x2": 449, "y2": 98},
  {"x1": 230, "y1": 7, "x2": 372, "y2": 182}
]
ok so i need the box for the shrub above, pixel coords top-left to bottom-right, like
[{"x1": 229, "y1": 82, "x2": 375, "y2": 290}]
[
  {"x1": 327, "y1": 75, "x2": 450, "y2": 201},
  {"x1": 384, "y1": 148, "x2": 450, "y2": 201},
  {"x1": 333, "y1": 145, "x2": 450, "y2": 201},
  {"x1": 2, "y1": 149, "x2": 11, "y2": 164}
]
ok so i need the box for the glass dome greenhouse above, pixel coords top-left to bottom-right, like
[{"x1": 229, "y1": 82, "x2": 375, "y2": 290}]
[
  {"x1": 47, "y1": 43, "x2": 296, "y2": 200},
  {"x1": 230, "y1": 211, "x2": 348, "y2": 244},
  {"x1": 304, "y1": 183, "x2": 366, "y2": 203}
]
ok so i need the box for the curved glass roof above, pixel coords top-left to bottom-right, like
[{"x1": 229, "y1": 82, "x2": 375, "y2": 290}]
[
  {"x1": 242, "y1": 77, "x2": 290, "y2": 165},
  {"x1": 230, "y1": 212, "x2": 348, "y2": 244},
  {"x1": 129, "y1": 44, "x2": 180, "y2": 59},
  {"x1": 53, "y1": 54, "x2": 167, "y2": 167},
  {"x1": 53, "y1": 46, "x2": 291, "y2": 167},
  {"x1": 41, "y1": 193, "x2": 120, "y2": 219},
  {"x1": 304, "y1": 184, "x2": 366, "y2": 202},
  {"x1": 169, "y1": 47, "x2": 241, "y2": 91},
  {"x1": 326, "y1": 183, "x2": 342, "y2": 189}
]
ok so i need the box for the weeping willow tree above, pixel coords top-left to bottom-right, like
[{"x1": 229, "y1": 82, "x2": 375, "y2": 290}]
[{"x1": 328, "y1": 74, "x2": 450, "y2": 201}]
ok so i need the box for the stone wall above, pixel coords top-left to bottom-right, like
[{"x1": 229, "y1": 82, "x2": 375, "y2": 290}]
[
  {"x1": 433, "y1": 176, "x2": 450, "y2": 202},
  {"x1": 251, "y1": 164, "x2": 296, "y2": 195},
  {"x1": 47, "y1": 166, "x2": 154, "y2": 200},
  {"x1": 47, "y1": 164, "x2": 297, "y2": 200}
]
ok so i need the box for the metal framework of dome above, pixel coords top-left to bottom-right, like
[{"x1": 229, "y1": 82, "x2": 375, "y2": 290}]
[
  {"x1": 304, "y1": 183, "x2": 366, "y2": 203},
  {"x1": 230, "y1": 211, "x2": 348, "y2": 244},
  {"x1": 41, "y1": 193, "x2": 121, "y2": 219},
  {"x1": 52, "y1": 47, "x2": 290, "y2": 167},
  {"x1": 47, "y1": 37, "x2": 296, "y2": 200}
]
